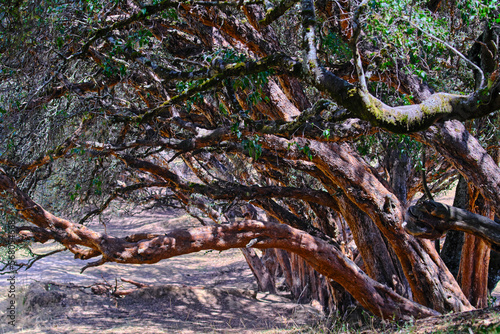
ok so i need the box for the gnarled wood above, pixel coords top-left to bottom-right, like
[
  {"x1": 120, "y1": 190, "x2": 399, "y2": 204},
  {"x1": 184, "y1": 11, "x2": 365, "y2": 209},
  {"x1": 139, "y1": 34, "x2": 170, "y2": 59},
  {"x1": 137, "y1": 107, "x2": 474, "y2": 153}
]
[{"x1": 0, "y1": 169, "x2": 437, "y2": 320}]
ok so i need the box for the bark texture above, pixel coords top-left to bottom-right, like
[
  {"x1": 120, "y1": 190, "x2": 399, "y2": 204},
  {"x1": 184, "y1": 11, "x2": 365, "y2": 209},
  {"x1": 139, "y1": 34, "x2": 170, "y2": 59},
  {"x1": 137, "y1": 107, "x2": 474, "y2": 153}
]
[
  {"x1": 261, "y1": 137, "x2": 472, "y2": 313},
  {"x1": 457, "y1": 194, "x2": 491, "y2": 308}
]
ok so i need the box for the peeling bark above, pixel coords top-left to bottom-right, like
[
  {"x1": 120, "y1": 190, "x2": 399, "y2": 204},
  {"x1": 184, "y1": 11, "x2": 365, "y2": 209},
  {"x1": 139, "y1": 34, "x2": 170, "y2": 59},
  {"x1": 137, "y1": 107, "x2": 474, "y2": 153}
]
[
  {"x1": 440, "y1": 176, "x2": 467, "y2": 278},
  {"x1": 416, "y1": 120, "x2": 500, "y2": 207},
  {"x1": 240, "y1": 248, "x2": 276, "y2": 293},
  {"x1": 458, "y1": 193, "x2": 492, "y2": 308},
  {"x1": 458, "y1": 234, "x2": 490, "y2": 308}
]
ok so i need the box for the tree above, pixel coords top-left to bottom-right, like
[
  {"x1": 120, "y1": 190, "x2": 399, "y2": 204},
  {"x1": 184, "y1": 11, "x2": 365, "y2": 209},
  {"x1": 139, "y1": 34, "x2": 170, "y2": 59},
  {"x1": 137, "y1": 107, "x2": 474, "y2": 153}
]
[{"x1": 1, "y1": 0, "x2": 499, "y2": 322}]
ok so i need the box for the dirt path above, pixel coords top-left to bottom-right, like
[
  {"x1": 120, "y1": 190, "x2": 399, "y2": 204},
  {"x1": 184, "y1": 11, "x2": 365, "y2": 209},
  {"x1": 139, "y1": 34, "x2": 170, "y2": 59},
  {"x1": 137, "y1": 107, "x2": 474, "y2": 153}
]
[{"x1": 0, "y1": 209, "x2": 324, "y2": 333}]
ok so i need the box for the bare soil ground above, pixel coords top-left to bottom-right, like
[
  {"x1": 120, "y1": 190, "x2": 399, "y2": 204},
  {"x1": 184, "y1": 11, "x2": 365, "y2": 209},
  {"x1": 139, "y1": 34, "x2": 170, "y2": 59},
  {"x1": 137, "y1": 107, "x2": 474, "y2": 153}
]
[{"x1": 0, "y1": 209, "x2": 324, "y2": 333}]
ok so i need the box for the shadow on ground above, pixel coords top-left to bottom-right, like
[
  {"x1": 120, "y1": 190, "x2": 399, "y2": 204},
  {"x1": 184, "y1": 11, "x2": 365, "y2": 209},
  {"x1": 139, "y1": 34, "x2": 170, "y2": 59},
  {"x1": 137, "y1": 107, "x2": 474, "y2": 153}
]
[{"x1": 1, "y1": 281, "x2": 323, "y2": 334}]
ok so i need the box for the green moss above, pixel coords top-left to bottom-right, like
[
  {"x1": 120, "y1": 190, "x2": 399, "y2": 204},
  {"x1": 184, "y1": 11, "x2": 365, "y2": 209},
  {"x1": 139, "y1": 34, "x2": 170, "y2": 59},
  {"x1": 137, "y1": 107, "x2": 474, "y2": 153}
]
[
  {"x1": 400, "y1": 114, "x2": 409, "y2": 124},
  {"x1": 347, "y1": 87, "x2": 358, "y2": 98}
]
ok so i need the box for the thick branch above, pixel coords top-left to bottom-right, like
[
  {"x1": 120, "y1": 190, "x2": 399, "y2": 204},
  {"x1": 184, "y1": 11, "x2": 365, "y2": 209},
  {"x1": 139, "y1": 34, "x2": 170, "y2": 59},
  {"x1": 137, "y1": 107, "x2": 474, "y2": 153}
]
[
  {"x1": 307, "y1": 66, "x2": 500, "y2": 133},
  {"x1": 414, "y1": 120, "x2": 500, "y2": 207},
  {"x1": 259, "y1": 0, "x2": 299, "y2": 27},
  {"x1": 259, "y1": 135, "x2": 472, "y2": 312},
  {"x1": 114, "y1": 54, "x2": 297, "y2": 123},
  {"x1": 78, "y1": 0, "x2": 262, "y2": 56},
  {"x1": 185, "y1": 5, "x2": 277, "y2": 56},
  {"x1": 1, "y1": 115, "x2": 94, "y2": 172},
  {"x1": 119, "y1": 155, "x2": 339, "y2": 210},
  {"x1": 404, "y1": 200, "x2": 500, "y2": 250},
  {"x1": 108, "y1": 47, "x2": 500, "y2": 133},
  {"x1": 23, "y1": 78, "x2": 120, "y2": 111}
]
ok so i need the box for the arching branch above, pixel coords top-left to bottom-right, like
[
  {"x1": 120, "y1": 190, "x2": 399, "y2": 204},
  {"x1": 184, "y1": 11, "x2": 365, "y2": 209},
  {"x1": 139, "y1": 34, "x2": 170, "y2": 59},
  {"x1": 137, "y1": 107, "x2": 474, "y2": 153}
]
[{"x1": 0, "y1": 167, "x2": 437, "y2": 320}]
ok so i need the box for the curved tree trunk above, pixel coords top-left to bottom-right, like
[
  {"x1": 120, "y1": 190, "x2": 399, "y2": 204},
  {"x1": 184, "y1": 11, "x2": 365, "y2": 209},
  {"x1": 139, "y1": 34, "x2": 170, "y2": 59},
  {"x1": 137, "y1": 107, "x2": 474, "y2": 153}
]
[
  {"x1": 240, "y1": 248, "x2": 276, "y2": 293},
  {"x1": 288, "y1": 158, "x2": 412, "y2": 298},
  {"x1": 417, "y1": 120, "x2": 500, "y2": 209},
  {"x1": 458, "y1": 234, "x2": 490, "y2": 308},
  {"x1": 276, "y1": 156, "x2": 412, "y2": 298},
  {"x1": 335, "y1": 195, "x2": 411, "y2": 298}
]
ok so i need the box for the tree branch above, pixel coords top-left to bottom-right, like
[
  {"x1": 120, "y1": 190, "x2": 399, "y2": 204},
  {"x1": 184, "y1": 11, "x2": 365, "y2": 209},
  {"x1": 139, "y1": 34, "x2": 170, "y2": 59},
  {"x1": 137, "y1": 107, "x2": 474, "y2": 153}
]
[
  {"x1": 350, "y1": 0, "x2": 369, "y2": 92},
  {"x1": 1, "y1": 115, "x2": 94, "y2": 172},
  {"x1": 414, "y1": 120, "x2": 500, "y2": 208},
  {"x1": 0, "y1": 165, "x2": 440, "y2": 319},
  {"x1": 77, "y1": 0, "x2": 262, "y2": 57},
  {"x1": 77, "y1": 181, "x2": 169, "y2": 225},
  {"x1": 259, "y1": 0, "x2": 299, "y2": 27},
  {"x1": 404, "y1": 200, "x2": 500, "y2": 251}
]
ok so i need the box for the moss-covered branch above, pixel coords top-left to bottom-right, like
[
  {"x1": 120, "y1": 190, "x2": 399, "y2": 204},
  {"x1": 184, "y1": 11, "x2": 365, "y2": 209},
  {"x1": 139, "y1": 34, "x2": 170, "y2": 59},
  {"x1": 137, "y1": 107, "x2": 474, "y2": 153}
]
[{"x1": 306, "y1": 67, "x2": 500, "y2": 133}]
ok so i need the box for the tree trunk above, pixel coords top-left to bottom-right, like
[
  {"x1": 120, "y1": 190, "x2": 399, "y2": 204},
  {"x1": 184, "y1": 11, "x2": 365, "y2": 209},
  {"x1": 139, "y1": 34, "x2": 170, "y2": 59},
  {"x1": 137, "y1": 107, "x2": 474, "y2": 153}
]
[
  {"x1": 287, "y1": 158, "x2": 412, "y2": 298},
  {"x1": 458, "y1": 193, "x2": 492, "y2": 308},
  {"x1": 336, "y1": 195, "x2": 411, "y2": 298},
  {"x1": 240, "y1": 248, "x2": 276, "y2": 293},
  {"x1": 417, "y1": 120, "x2": 500, "y2": 209},
  {"x1": 440, "y1": 175, "x2": 467, "y2": 278},
  {"x1": 458, "y1": 234, "x2": 490, "y2": 308},
  {"x1": 0, "y1": 168, "x2": 441, "y2": 321},
  {"x1": 262, "y1": 137, "x2": 472, "y2": 313}
]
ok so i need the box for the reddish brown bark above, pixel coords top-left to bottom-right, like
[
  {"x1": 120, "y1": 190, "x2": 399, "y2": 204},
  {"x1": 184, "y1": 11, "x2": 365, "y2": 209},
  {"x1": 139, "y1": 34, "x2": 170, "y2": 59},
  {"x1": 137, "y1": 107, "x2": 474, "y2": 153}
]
[
  {"x1": 183, "y1": 4, "x2": 310, "y2": 117},
  {"x1": 458, "y1": 235, "x2": 490, "y2": 308},
  {"x1": 24, "y1": 78, "x2": 120, "y2": 111},
  {"x1": 458, "y1": 193, "x2": 492, "y2": 308},
  {"x1": 336, "y1": 196, "x2": 410, "y2": 297},
  {"x1": 414, "y1": 120, "x2": 500, "y2": 307},
  {"x1": 282, "y1": 158, "x2": 411, "y2": 298},
  {"x1": 0, "y1": 169, "x2": 438, "y2": 320},
  {"x1": 240, "y1": 248, "x2": 276, "y2": 293},
  {"x1": 416, "y1": 120, "x2": 500, "y2": 208},
  {"x1": 260, "y1": 136, "x2": 472, "y2": 313},
  {"x1": 440, "y1": 176, "x2": 468, "y2": 278}
]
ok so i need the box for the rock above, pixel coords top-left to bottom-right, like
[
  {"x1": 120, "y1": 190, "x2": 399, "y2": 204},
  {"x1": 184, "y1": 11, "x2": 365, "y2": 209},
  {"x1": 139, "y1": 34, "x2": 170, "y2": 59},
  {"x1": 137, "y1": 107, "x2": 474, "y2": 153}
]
[{"x1": 23, "y1": 282, "x2": 66, "y2": 312}]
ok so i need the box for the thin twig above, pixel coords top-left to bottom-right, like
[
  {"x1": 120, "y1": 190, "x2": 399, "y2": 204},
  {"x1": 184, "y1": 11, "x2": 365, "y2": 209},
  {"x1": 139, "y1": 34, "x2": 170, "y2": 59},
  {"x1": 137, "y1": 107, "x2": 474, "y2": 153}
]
[
  {"x1": 407, "y1": 20, "x2": 485, "y2": 88},
  {"x1": 350, "y1": 0, "x2": 369, "y2": 92},
  {"x1": 23, "y1": 248, "x2": 66, "y2": 270}
]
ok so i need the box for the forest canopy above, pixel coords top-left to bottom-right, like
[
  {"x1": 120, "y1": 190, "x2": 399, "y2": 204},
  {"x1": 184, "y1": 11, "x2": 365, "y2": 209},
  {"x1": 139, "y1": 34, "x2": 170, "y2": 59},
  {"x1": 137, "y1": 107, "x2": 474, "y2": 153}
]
[{"x1": 1, "y1": 0, "x2": 500, "y2": 323}]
